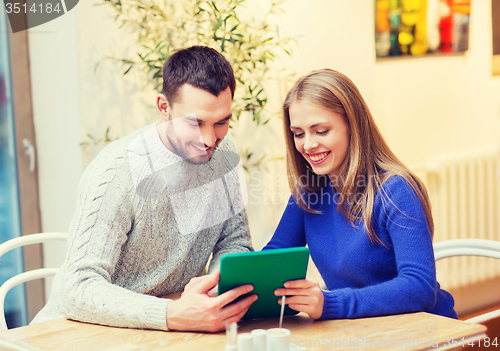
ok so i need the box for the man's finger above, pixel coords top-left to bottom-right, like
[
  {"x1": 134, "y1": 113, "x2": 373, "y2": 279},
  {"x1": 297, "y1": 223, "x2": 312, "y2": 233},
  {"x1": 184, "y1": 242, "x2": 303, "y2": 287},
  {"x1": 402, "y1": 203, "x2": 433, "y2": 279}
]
[
  {"x1": 219, "y1": 294, "x2": 257, "y2": 320},
  {"x1": 207, "y1": 285, "x2": 218, "y2": 297},
  {"x1": 221, "y1": 300, "x2": 254, "y2": 327},
  {"x1": 207, "y1": 295, "x2": 256, "y2": 332},
  {"x1": 215, "y1": 284, "x2": 254, "y2": 306},
  {"x1": 183, "y1": 276, "x2": 203, "y2": 292},
  {"x1": 188, "y1": 271, "x2": 220, "y2": 294}
]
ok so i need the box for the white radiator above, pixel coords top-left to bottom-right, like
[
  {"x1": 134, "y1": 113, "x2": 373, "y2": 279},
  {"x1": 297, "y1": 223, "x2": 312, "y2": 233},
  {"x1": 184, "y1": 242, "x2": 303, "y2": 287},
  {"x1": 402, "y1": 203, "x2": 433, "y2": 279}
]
[{"x1": 413, "y1": 146, "x2": 500, "y2": 290}]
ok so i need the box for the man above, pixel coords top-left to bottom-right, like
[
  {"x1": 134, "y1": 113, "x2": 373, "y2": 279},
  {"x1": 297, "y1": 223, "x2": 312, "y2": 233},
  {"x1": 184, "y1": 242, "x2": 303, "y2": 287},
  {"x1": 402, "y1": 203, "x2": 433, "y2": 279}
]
[{"x1": 31, "y1": 46, "x2": 256, "y2": 332}]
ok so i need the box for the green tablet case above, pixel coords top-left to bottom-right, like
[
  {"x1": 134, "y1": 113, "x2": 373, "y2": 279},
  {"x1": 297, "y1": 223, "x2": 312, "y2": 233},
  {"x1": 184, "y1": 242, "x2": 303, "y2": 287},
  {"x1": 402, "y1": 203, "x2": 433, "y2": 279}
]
[{"x1": 218, "y1": 247, "x2": 310, "y2": 320}]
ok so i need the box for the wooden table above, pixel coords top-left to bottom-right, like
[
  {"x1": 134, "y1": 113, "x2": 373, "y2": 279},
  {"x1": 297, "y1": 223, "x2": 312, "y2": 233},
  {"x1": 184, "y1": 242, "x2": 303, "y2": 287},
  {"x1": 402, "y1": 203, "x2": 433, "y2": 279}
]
[{"x1": 0, "y1": 312, "x2": 487, "y2": 351}]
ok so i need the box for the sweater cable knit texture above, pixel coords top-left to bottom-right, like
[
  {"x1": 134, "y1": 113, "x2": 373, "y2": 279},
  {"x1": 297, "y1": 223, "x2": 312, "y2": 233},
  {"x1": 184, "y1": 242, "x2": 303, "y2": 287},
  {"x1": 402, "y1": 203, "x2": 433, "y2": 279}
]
[{"x1": 31, "y1": 123, "x2": 253, "y2": 330}]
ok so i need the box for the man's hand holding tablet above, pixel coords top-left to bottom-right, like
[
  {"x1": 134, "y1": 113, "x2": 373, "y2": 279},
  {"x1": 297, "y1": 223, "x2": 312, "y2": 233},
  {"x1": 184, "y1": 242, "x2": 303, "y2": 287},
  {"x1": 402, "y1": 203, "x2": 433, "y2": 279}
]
[{"x1": 166, "y1": 271, "x2": 258, "y2": 332}]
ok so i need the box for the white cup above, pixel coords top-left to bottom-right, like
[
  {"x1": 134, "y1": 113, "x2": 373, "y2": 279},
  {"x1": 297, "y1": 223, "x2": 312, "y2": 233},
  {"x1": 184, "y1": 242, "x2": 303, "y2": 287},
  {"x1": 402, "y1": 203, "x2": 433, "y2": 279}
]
[
  {"x1": 266, "y1": 328, "x2": 290, "y2": 351},
  {"x1": 238, "y1": 333, "x2": 254, "y2": 351},
  {"x1": 251, "y1": 329, "x2": 267, "y2": 351}
]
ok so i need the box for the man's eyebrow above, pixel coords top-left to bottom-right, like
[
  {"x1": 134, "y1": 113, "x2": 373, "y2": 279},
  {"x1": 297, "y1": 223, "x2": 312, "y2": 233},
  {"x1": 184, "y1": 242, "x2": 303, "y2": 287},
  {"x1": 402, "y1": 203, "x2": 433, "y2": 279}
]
[
  {"x1": 217, "y1": 114, "x2": 233, "y2": 123},
  {"x1": 181, "y1": 114, "x2": 199, "y2": 122},
  {"x1": 181, "y1": 114, "x2": 232, "y2": 123}
]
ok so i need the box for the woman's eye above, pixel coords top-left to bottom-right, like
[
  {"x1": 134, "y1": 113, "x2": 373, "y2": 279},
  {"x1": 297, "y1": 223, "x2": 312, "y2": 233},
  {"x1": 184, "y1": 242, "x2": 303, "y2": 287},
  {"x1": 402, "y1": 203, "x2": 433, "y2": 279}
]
[
  {"x1": 317, "y1": 130, "x2": 329, "y2": 135},
  {"x1": 293, "y1": 133, "x2": 304, "y2": 138}
]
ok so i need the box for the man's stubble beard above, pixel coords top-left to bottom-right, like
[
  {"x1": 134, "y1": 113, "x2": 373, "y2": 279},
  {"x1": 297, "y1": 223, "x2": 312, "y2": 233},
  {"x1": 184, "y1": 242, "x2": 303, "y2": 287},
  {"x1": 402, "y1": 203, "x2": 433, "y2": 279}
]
[{"x1": 165, "y1": 115, "x2": 217, "y2": 165}]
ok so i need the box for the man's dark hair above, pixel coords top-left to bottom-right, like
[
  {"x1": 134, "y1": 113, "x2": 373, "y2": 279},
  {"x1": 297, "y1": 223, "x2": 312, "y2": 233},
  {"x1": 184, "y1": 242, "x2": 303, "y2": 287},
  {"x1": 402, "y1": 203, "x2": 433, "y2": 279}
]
[{"x1": 162, "y1": 46, "x2": 236, "y2": 104}]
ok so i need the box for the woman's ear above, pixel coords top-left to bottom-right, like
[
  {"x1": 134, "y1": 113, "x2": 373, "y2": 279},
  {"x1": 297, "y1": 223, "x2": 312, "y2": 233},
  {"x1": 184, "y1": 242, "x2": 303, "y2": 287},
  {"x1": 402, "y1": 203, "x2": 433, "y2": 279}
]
[{"x1": 157, "y1": 94, "x2": 170, "y2": 120}]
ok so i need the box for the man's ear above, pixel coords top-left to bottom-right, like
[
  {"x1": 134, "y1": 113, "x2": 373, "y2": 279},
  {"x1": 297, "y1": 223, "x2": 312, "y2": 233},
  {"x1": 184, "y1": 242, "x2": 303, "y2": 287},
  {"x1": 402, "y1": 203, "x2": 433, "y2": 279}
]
[{"x1": 157, "y1": 94, "x2": 170, "y2": 120}]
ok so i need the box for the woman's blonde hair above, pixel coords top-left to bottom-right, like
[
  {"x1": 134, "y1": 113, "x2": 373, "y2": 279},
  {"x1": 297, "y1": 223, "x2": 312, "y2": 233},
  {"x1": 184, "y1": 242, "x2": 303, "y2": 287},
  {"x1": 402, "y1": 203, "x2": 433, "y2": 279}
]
[{"x1": 283, "y1": 69, "x2": 434, "y2": 243}]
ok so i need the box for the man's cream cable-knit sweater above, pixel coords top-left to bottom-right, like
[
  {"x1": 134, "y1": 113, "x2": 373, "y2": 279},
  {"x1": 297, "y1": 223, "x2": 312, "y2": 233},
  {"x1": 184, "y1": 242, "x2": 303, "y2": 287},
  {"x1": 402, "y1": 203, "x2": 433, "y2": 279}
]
[{"x1": 31, "y1": 123, "x2": 253, "y2": 330}]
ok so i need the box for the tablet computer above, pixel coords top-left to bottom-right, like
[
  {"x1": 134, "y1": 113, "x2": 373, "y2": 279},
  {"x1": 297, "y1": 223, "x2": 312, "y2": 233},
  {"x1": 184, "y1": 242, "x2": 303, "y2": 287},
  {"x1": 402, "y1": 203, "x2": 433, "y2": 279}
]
[{"x1": 218, "y1": 247, "x2": 310, "y2": 320}]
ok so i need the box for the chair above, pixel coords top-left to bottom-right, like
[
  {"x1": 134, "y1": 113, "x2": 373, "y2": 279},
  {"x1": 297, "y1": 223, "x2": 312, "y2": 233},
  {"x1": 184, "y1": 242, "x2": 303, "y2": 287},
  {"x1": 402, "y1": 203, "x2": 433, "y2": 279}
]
[
  {"x1": 433, "y1": 238, "x2": 500, "y2": 324},
  {"x1": 0, "y1": 232, "x2": 67, "y2": 331}
]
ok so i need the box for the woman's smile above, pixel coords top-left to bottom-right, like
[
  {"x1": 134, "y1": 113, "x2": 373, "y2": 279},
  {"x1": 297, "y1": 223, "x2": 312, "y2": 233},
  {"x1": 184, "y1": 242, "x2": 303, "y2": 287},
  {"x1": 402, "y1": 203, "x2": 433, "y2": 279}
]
[{"x1": 307, "y1": 151, "x2": 331, "y2": 164}]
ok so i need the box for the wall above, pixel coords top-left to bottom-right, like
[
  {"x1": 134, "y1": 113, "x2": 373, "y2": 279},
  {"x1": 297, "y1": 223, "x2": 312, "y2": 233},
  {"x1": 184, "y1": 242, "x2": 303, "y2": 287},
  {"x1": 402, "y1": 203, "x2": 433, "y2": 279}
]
[
  {"x1": 74, "y1": 1, "x2": 158, "y2": 166},
  {"x1": 27, "y1": 0, "x2": 500, "y2": 299},
  {"x1": 27, "y1": 7, "x2": 80, "y2": 298},
  {"x1": 274, "y1": 0, "x2": 500, "y2": 165},
  {"x1": 242, "y1": 0, "x2": 500, "y2": 251}
]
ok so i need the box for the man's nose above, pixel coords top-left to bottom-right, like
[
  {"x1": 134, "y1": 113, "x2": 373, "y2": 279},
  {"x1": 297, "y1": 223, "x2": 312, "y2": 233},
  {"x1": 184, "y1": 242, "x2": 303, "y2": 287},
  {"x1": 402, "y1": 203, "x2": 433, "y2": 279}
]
[{"x1": 199, "y1": 127, "x2": 217, "y2": 147}]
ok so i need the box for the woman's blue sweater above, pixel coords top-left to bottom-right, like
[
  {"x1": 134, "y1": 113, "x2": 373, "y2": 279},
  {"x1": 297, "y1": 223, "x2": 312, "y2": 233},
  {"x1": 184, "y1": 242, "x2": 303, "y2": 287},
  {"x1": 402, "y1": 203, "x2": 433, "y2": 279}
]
[{"x1": 264, "y1": 175, "x2": 457, "y2": 320}]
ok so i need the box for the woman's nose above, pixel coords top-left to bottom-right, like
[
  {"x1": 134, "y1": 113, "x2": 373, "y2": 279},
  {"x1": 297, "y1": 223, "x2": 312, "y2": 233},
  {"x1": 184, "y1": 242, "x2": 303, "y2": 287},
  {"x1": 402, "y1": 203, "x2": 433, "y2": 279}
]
[{"x1": 304, "y1": 135, "x2": 319, "y2": 151}]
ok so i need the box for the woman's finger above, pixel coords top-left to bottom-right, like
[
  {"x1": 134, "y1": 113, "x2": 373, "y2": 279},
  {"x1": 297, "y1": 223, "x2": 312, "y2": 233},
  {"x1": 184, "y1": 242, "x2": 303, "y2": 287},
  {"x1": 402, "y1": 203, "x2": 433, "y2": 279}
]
[
  {"x1": 284, "y1": 295, "x2": 324, "y2": 320},
  {"x1": 280, "y1": 295, "x2": 315, "y2": 306},
  {"x1": 283, "y1": 279, "x2": 319, "y2": 289},
  {"x1": 275, "y1": 287, "x2": 317, "y2": 296},
  {"x1": 283, "y1": 279, "x2": 309, "y2": 288}
]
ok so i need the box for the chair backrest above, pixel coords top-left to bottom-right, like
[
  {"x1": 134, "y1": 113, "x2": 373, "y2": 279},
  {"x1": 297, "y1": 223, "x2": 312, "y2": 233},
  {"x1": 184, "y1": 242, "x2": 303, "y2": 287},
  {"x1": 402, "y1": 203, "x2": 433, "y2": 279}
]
[
  {"x1": 0, "y1": 232, "x2": 67, "y2": 331},
  {"x1": 434, "y1": 239, "x2": 500, "y2": 261},
  {"x1": 433, "y1": 239, "x2": 500, "y2": 324}
]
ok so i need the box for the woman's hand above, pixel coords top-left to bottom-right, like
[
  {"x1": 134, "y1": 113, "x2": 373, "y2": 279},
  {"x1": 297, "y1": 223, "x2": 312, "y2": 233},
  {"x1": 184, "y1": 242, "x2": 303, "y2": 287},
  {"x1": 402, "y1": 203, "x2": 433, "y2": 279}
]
[{"x1": 275, "y1": 279, "x2": 324, "y2": 320}]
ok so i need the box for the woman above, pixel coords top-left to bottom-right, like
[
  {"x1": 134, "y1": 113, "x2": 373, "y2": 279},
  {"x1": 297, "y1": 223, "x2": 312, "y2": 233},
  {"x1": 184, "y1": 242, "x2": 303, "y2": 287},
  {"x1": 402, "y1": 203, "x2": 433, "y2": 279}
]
[{"x1": 264, "y1": 69, "x2": 457, "y2": 320}]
